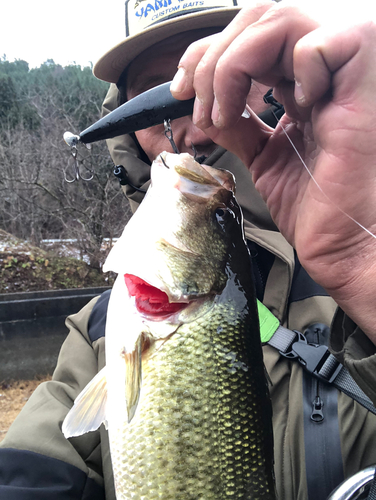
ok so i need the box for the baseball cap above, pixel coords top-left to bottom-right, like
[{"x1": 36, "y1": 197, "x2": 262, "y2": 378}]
[{"x1": 93, "y1": 0, "x2": 242, "y2": 84}]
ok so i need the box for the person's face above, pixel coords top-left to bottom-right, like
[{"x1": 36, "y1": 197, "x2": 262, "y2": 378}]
[{"x1": 125, "y1": 29, "x2": 269, "y2": 163}]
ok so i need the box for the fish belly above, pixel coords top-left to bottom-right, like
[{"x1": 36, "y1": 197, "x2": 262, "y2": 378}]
[{"x1": 110, "y1": 300, "x2": 275, "y2": 500}]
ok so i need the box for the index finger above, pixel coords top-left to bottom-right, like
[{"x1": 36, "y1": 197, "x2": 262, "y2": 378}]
[
  {"x1": 171, "y1": 0, "x2": 273, "y2": 128},
  {"x1": 210, "y1": 4, "x2": 320, "y2": 128}
]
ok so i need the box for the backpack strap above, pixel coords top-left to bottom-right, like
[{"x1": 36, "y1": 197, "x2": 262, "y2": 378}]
[
  {"x1": 258, "y1": 300, "x2": 376, "y2": 415},
  {"x1": 88, "y1": 289, "x2": 111, "y2": 342}
]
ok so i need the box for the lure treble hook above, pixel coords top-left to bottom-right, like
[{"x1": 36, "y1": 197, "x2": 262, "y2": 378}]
[{"x1": 63, "y1": 134, "x2": 94, "y2": 183}]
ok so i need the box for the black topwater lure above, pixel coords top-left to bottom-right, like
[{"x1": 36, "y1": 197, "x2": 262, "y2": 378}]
[{"x1": 64, "y1": 82, "x2": 195, "y2": 147}]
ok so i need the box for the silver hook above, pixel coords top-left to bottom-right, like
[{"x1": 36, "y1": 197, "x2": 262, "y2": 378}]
[
  {"x1": 64, "y1": 147, "x2": 79, "y2": 183},
  {"x1": 63, "y1": 143, "x2": 94, "y2": 183},
  {"x1": 164, "y1": 119, "x2": 180, "y2": 154}
]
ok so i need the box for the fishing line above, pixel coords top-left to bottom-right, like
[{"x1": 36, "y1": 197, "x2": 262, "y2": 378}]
[
  {"x1": 251, "y1": 84, "x2": 376, "y2": 241},
  {"x1": 276, "y1": 120, "x2": 376, "y2": 240}
]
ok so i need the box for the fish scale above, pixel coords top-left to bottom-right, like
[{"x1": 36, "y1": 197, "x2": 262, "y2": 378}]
[{"x1": 109, "y1": 292, "x2": 274, "y2": 500}]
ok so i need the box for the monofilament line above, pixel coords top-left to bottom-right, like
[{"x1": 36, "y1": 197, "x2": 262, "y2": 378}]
[{"x1": 276, "y1": 116, "x2": 376, "y2": 241}]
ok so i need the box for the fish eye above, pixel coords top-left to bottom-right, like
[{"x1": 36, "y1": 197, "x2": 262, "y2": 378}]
[
  {"x1": 216, "y1": 208, "x2": 226, "y2": 218},
  {"x1": 214, "y1": 207, "x2": 232, "y2": 229}
]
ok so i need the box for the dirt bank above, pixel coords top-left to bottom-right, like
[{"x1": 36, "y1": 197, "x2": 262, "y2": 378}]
[
  {"x1": 0, "y1": 229, "x2": 114, "y2": 293},
  {"x1": 0, "y1": 377, "x2": 51, "y2": 442}
]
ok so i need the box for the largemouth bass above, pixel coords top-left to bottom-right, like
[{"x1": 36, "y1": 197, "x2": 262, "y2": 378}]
[{"x1": 63, "y1": 152, "x2": 275, "y2": 499}]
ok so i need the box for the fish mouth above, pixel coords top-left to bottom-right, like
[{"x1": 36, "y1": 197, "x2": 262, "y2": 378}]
[
  {"x1": 124, "y1": 274, "x2": 188, "y2": 318},
  {"x1": 156, "y1": 152, "x2": 236, "y2": 200}
]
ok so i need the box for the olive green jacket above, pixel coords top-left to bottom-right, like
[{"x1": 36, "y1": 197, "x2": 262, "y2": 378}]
[{"x1": 2, "y1": 85, "x2": 376, "y2": 500}]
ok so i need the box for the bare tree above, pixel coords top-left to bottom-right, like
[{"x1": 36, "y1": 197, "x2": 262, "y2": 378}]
[{"x1": 0, "y1": 60, "x2": 132, "y2": 268}]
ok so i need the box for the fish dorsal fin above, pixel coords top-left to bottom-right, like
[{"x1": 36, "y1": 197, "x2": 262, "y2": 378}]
[{"x1": 62, "y1": 367, "x2": 107, "y2": 438}]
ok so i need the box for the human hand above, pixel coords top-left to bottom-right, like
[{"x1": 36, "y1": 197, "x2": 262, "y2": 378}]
[{"x1": 171, "y1": 1, "x2": 376, "y2": 339}]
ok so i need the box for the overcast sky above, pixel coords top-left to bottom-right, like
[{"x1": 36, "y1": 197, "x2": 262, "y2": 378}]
[
  {"x1": 0, "y1": 0, "x2": 374, "y2": 70},
  {"x1": 0, "y1": 0, "x2": 126, "y2": 69}
]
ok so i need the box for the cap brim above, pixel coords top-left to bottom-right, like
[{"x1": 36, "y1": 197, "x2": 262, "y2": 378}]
[{"x1": 93, "y1": 7, "x2": 240, "y2": 84}]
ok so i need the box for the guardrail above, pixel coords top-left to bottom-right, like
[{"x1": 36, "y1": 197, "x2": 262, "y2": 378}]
[{"x1": 0, "y1": 287, "x2": 110, "y2": 381}]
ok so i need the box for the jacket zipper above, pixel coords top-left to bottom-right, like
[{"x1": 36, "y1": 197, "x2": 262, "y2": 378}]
[
  {"x1": 309, "y1": 326, "x2": 325, "y2": 423},
  {"x1": 311, "y1": 379, "x2": 324, "y2": 423}
]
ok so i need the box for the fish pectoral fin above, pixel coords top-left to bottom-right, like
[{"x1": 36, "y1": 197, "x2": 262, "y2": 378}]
[
  {"x1": 62, "y1": 367, "x2": 107, "y2": 438},
  {"x1": 124, "y1": 333, "x2": 149, "y2": 423}
]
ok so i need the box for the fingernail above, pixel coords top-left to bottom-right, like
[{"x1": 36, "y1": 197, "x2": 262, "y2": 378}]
[
  {"x1": 294, "y1": 80, "x2": 306, "y2": 104},
  {"x1": 170, "y1": 67, "x2": 186, "y2": 94},
  {"x1": 242, "y1": 104, "x2": 251, "y2": 119},
  {"x1": 193, "y1": 97, "x2": 204, "y2": 125},
  {"x1": 212, "y1": 97, "x2": 222, "y2": 127}
]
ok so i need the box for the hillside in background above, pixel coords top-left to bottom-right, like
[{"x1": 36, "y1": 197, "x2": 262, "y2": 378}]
[{"x1": 0, "y1": 57, "x2": 132, "y2": 272}]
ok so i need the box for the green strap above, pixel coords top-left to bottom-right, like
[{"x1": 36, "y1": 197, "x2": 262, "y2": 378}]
[{"x1": 257, "y1": 299, "x2": 280, "y2": 343}]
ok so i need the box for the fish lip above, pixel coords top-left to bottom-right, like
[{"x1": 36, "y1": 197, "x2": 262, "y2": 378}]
[
  {"x1": 124, "y1": 273, "x2": 192, "y2": 320},
  {"x1": 124, "y1": 273, "x2": 213, "y2": 311},
  {"x1": 156, "y1": 151, "x2": 236, "y2": 197},
  {"x1": 130, "y1": 292, "x2": 216, "y2": 326},
  {"x1": 137, "y1": 307, "x2": 187, "y2": 322},
  {"x1": 135, "y1": 300, "x2": 189, "y2": 321}
]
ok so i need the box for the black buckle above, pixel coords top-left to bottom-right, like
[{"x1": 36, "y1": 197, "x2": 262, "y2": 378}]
[
  {"x1": 280, "y1": 331, "x2": 342, "y2": 383},
  {"x1": 263, "y1": 89, "x2": 284, "y2": 110}
]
